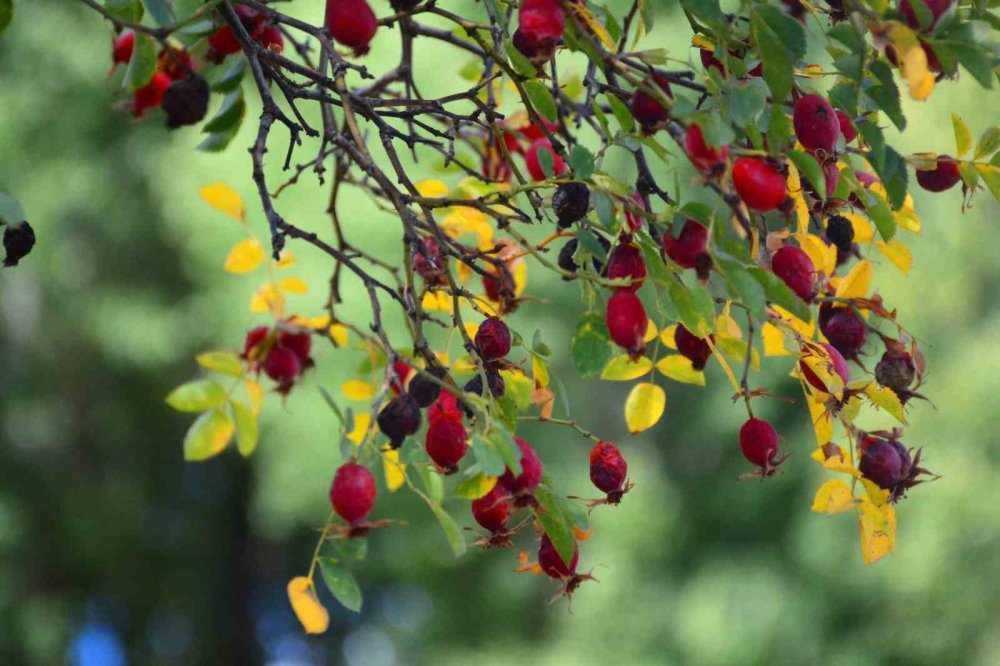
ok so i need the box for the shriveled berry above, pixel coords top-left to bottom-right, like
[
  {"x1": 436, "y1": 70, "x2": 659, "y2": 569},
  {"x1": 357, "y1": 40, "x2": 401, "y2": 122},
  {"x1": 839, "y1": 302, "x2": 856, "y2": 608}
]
[
  {"x1": 605, "y1": 288, "x2": 647, "y2": 357},
  {"x1": 875, "y1": 349, "x2": 916, "y2": 393},
  {"x1": 132, "y1": 71, "x2": 172, "y2": 118},
  {"x1": 425, "y1": 416, "x2": 468, "y2": 474},
  {"x1": 739, "y1": 417, "x2": 779, "y2": 469},
  {"x1": 463, "y1": 371, "x2": 505, "y2": 400},
  {"x1": 325, "y1": 0, "x2": 378, "y2": 55},
  {"x1": 552, "y1": 182, "x2": 590, "y2": 227},
  {"x1": 257, "y1": 25, "x2": 284, "y2": 53},
  {"x1": 662, "y1": 219, "x2": 708, "y2": 269},
  {"x1": 412, "y1": 236, "x2": 445, "y2": 284},
  {"x1": 499, "y1": 436, "x2": 543, "y2": 498},
  {"x1": 605, "y1": 241, "x2": 646, "y2": 291},
  {"x1": 513, "y1": 0, "x2": 565, "y2": 65},
  {"x1": 825, "y1": 215, "x2": 854, "y2": 254},
  {"x1": 407, "y1": 366, "x2": 446, "y2": 408},
  {"x1": 161, "y1": 74, "x2": 210, "y2": 129},
  {"x1": 630, "y1": 73, "x2": 672, "y2": 134},
  {"x1": 2, "y1": 221, "x2": 36, "y2": 267},
  {"x1": 793, "y1": 94, "x2": 841, "y2": 153},
  {"x1": 112, "y1": 31, "x2": 135, "y2": 67},
  {"x1": 242, "y1": 326, "x2": 270, "y2": 359},
  {"x1": 685, "y1": 123, "x2": 729, "y2": 173},
  {"x1": 471, "y1": 483, "x2": 512, "y2": 533},
  {"x1": 475, "y1": 316, "x2": 512, "y2": 361},
  {"x1": 557, "y1": 236, "x2": 608, "y2": 274},
  {"x1": 674, "y1": 324, "x2": 712, "y2": 371},
  {"x1": 524, "y1": 139, "x2": 566, "y2": 181},
  {"x1": 376, "y1": 394, "x2": 422, "y2": 449},
  {"x1": 800, "y1": 342, "x2": 850, "y2": 392},
  {"x1": 900, "y1": 0, "x2": 952, "y2": 30},
  {"x1": 590, "y1": 441, "x2": 627, "y2": 499},
  {"x1": 732, "y1": 157, "x2": 787, "y2": 212},
  {"x1": 916, "y1": 156, "x2": 961, "y2": 193},
  {"x1": 264, "y1": 346, "x2": 301, "y2": 384},
  {"x1": 819, "y1": 306, "x2": 867, "y2": 359},
  {"x1": 859, "y1": 437, "x2": 910, "y2": 490},
  {"x1": 330, "y1": 462, "x2": 376, "y2": 525},
  {"x1": 771, "y1": 245, "x2": 816, "y2": 301},
  {"x1": 278, "y1": 329, "x2": 313, "y2": 365},
  {"x1": 538, "y1": 533, "x2": 578, "y2": 579},
  {"x1": 835, "y1": 110, "x2": 857, "y2": 143}
]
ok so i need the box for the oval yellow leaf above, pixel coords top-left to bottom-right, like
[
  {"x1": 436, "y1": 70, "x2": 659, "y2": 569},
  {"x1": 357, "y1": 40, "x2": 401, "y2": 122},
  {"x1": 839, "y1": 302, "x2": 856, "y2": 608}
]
[
  {"x1": 601, "y1": 355, "x2": 653, "y2": 381},
  {"x1": 654, "y1": 355, "x2": 706, "y2": 386},
  {"x1": 840, "y1": 212, "x2": 874, "y2": 244},
  {"x1": 347, "y1": 412, "x2": 371, "y2": 445},
  {"x1": 199, "y1": 183, "x2": 245, "y2": 222},
  {"x1": 342, "y1": 379, "x2": 375, "y2": 401},
  {"x1": 415, "y1": 179, "x2": 449, "y2": 197},
  {"x1": 287, "y1": 577, "x2": 330, "y2": 634},
  {"x1": 624, "y1": 382, "x2": 666, "y2": 434},
  {"x1": 183, "y1": 409, "x2": 234, "y2": 461},
  {"x1": 642, "y1": 318, "x2": 658, "y2": 343},
  {"x1": 761, "y1": 322, "x2": 790, "y2": 356},
  {"x1": 835, "y1": 259, "x2": 872, "y2": 302},
  {"x1": 250, "y1": 283, "x2": 285, "y2": 315},
  {"x1": 875, "y1": 240, "x2": 912, "y2": 274},
  {"x1": 278, "y1": 276, "x2": 309, "y2": 294},
  {"x1": 224, "y1": 239, "x2": 265, "y2": 274},
  {"x1": 329, "y1": 323, "x2": 349, "y2": 347},
  {"x1": 383, "y1": 448, "x2": 406, "y2": 492},
  {"x1": 659, "y1": 324, "x2": 678, "y2": 349},
  {"x1": 811, "y1": 479, "x2": 856, "y2": 515}
]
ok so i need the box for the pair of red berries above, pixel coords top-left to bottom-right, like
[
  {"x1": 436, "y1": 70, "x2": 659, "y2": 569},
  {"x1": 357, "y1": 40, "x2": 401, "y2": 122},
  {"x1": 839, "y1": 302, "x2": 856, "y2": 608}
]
[
  {"x1": 243, "y1": 324, "x2": 314, "y2": 392},
  {"x1": 207, "y1": 5, "x2": 284, "y2": 63},
  {"x1": 604, "y1": 236, "x2": 649, "y2": 356}
]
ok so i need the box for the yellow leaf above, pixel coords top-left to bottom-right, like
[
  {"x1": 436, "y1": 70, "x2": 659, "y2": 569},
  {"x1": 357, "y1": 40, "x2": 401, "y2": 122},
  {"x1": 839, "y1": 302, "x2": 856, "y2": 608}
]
[
  {"x1": 835, "y1": 259, "x2": 872, "y2": 302},
  {"x1": 908, "y1": 70, "x2": 935, "y2": 100},
  {"x1": 805, "y1": 391, "x2": 833, "y2": 447},
  {"x1": 857, "y1": 499, "x2": 896, "y2": 565},
  {"x1": 654, "y1": 356, "x2": 706, "y2": 386},
  {"x1": 841, "y1": 212, "x2": 874, "y2": 244},
  {"x1": 531, "y1": 355, "x2": 549, "y2": 388},
  {"x1": 659, "y1": 324, "x2": 678, "y2": 349},
  {"x1": 771, "y1": 305, "x2": 816, "y2": 338},
  {"x1": 796, "y1": 232, "x2": 837, "y2": 277},
  {"x1": 440, "y1": 207, "x2": 493, "y2": 251},
  {"x1": 624, "y1": 382, "x2": 666, "y2": 434},
  {"x1": 811, "y1": 479, "x2": 856, "y2": 515},
  {"x1": 329, "y1": 323, "x2": 349, "y2": 347},
  {"x1": 224, "y1": 239, "x2": 266, "y2": 274},
  {"x1": 800, "y1": 342, "x2": 845, "y2": 395},
  {"x1": 532, "y1": 386, "x2": 555, "y2": 419},
  {"x1": 863, "y1": 382, "x2": 907, "y2": 424},
  {"x1": 199, "y1": 183, "x2": 245, "y2": 222},
  {"x1": 643, "y1": 318, "x2": 659, "y2": 344},
  {"x1": 342, "y1": 379, "x2": 375, "y2": 401},
  {"x1": 876, "y1": 240, "x2": 912, "y2": 274},
  {"x1": 464, "y1": 322, "x2": 480, "y2": 340},
  {"x1": 287, "y1": 577, "x2": 330, "y2": 634},
  {"x1": 422, "y1": 291, "x2": 454, "y2": 312},
  {"x1": 691, "y1": 34, "x2": 714, "y2": 50},
  {"x1": 275, "y1": 250, "x2": 296, "y2": 268},
  {"x1": 810, "y1": 445, "x2": 861, "y2": 477},
  {"x1": 278, "y1": 276, "x2": 309, "y2": 294},
  {"x1": 571, "y1": 2, "x2": 617, "y2": 52},
  {"x1": 415, "y1": 179, "x2": 449, "y2": 197},
  {"x1": 761, "y1": 322, "x2": 791, "y2": 356},
  {"x1": 183, "y1": 409, "x2": 234, "y2": 462},
  {"x1": 383, "y1": 448, "x2": 406, "y2": 492},
  {"x1": 601, "y1": 355, "x2": 653, "y2": 381},
  {"x1": 894, "y1": 205, "x2": 921, "y2": 235},
  {"x1": 715, "y1": 335, "x2": 761, "y2": 370},
  {"x1": 250, "y1": 283, "x2": 285, "y2": 315},
  {"x1": 860, "y1": 477, "x2": 891, "y2": 507},
  {"x1": 246, "y1": 379, "x2": 265, "y2": 415},
  {"x1": 347, "y1": 412, "x2": 371, "y2": 445}
]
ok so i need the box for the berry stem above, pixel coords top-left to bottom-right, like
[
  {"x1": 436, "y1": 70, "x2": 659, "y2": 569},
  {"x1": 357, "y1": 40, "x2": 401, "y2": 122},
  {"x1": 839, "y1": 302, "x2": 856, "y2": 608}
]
[{"x1": 518, "y1": 416, "x2": 602, "y2": 444}]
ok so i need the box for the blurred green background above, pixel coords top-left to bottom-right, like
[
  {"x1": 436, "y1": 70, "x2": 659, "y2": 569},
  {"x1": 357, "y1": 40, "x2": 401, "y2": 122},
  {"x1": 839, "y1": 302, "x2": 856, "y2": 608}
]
[{"x1": 1, "y1": 1, "x2": 999, "y2": 665}]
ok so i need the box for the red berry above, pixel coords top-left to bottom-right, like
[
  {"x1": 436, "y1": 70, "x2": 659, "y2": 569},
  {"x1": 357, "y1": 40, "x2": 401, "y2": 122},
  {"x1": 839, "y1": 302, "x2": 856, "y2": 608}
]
[
  {"x1": 376, "y1": 394, "x2": 422, "y2": 448},
  {"x1": 278, "y1": 329, "x2": 312, "y2": 364},
  {"x1": 475, "y1": 316, "x2": 512, "y2": 362},
  {"x1": 112, "y1": 31, "x2": 135, "y2": 66},
  {"x1": 605, "y1": 241, "x2": 646, "y2": 291},
  {"x1": 325, "y1": 0, "x2": 378, "y2": 55},
  {"x1": 662, "y1": 219, "x2": 708, "y2": 269},
  {"x1": 739, "y1": 417, "x2": 780, "y2": 468},
  {"x1": 674, "y1": 324, "x2": 712, "y2": 371},
  {"x1": 700, "y1": 48, "x2": 725, "y2": 75},
  {"x1": 524, "y1": 139, "x2": 566, "y2": 181},
  {"x1": 538, "y1": 533, "x2": 578, "y2": 579},
  {"x1": 264, "y1": 346, "x2": 301, "y2": 384},
  {"x1": 622, "y1": 192, "x2": 646, "y2": 233},
  {"x1": 771, "y1": 245, "x2": 816, "y2": 301},
  {"x1": 132, "y1": 71, "x2": 172, "y2": 118},
  {"x1": 589, "y1": 441, "x2": 627, "y2": 498},
  {"x1": 257, "y1": 25, "x2": 284, "y2": 53},
  {"x1": 835, "y1": 110, "x2": 857, "y2": 143},
  {"x1": 428, "y1": 389, "x2": 462, "y2": 424},
  {"x1": 685, "y1": 123, "x2": 729, "y2": 173},
  {"x1": 242, "y1": 325, "x2": 270, "y2": 359},
  {"x1": 390, "y1": 360, "x2": 412, "y2": 394},
  {"x1": 513, "y1": 0, "x2": 564, "y2": 65},
  {"x1": 916, "y1": 156, "x2": 961, "y2": 193},
  {"x1": 499, "y1": 436, "x2": 543, "y2": 500},
  {"x1": 330, "y1": 462, "x2": 376, "y2": 525},
  {"x1": 793, "y1": 94, "x2": 841, "y2": 153},
  {"x1": 630, "y1": 73, "x2": 672, "y2": 134},
  {"x1": 732, "y1": 157, "x2": 787, "y2": 212},
  {"x1": 207, "y1": 26, "x2": 243, "y2": 62},
  {"x1": 799, "y1": 342, "x2": 850, "y2": 392},
  {"x1": 900, "y1": 0, "x2": 952, "y2": 30},
  {"x1": 605, "y1": 289, "x2": 647, "y2": 357},
  {"x1": 471, "y1": 483, "x2": 512, "y2": 533},
  {"x1": 818, "y1": 305, "x2": 867, "y2": 360},
  {"x1": 875, "y1": 349, "x2": 916, "y2": 393},
  {"x1": 425, "y1": 416, "x2": 468, "y2": 474}
]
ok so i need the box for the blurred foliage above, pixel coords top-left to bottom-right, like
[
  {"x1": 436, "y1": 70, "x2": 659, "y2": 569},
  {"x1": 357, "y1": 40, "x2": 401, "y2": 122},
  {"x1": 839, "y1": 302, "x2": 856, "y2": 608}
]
[{"x1": 1, "y1": 1, "x2": 999, "y2": 665}]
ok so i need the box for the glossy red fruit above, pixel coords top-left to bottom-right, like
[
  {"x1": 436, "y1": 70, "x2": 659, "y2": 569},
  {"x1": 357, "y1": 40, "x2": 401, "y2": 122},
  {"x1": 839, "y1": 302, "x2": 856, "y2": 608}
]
[
  {"x1": 132, "y1": 71, "x2": 172, "y2": 118},
  {"x1": 605, "y1": 288, "x2": 647, "y2": 356},
  {"x1": 499, "y1": 436, "x2": 543, "y2": 500},
  {"x1": 916, "y1": 156, "x2": 961, "y2": 192},
  {"x1": 471, "y1": 483, "x2": 512, "y2": 533},
  {"x1": 605, "y1": 241, "x2": 646, "y2": 291},
  {"x1": 732, "y1": 157, "x2": 787, "y2": 212},
  {"x1": 875, "y1": 349, "x2": 916, "y2": 393},
  {"x1": 674, "y1": 324, "x2": 712, "y2": 371},
  {"x1": 835, "y1": 110, "x2": 857, "y2": 143},
  {"x1": 242, "y1": 325, "x2": 270, "y2": 359},
  {"x1": 799, "y1": 342, "x2": 850, "y2": 392},
  {"x1": 425, "y1": 416, "x2": 468, "y2": 474},
  {"x1": 428, "y1": 389, "x2": 462, "y2": 424},
  {"x1": 264, "y1": 346, "x2": 301, "y2": 384},
  {"x1": 900, "y1": 0, "x2": 952, "y2": 30},
  {"x1": 325, "y1": 0, "x2": 378, "y2": 55},
  {"x1": 278, "y1": 330, "x2": 312, "y2": 364},
  {"x1": 330, "y1": 462, "x2": 376, "y2": 525},
  {"x1": 112, "y1": 31, "x2": 135, "y2": 67},
  {"x1": 376, "y1": 394, "x2": 422, "y2": 449},
  {"x1": 538, "y1": 533, "x2": 578, "y2": 579},
  {"x1": 685, "y1": 124, "x2": 729, "y2": 173},
  {"x1": 513, "y1": 0, "x2": 565, "y2": 65},
  {"x1": 819, "y1": 305, "x2": 867, "y2": 359},
  {"x1": 662, "y1": 219, "x2": 709, "y2": 269},
  {"x1": 524, "y1": 138, "x2": 566, "y2": 181},
  {"x1": 257, "y1": 25, "x2": 284, "y2": 52},
  {"x1": 739, "y1": 417, "x2": 779, "y2": 468},
  {"x1": 793, "y1": 94, "x2": 841, "y2": 153},
  {"x1": 700, "y1": 47, "x2": 725, "y2": 75},
  {"x1": 475, "y1": 316, "x2": 512, "y2": 361},
  {"x1": 207, "y1": 7, "x2": 265, "y2": 63},
  {"x1": 590, "y1": 441, "x2": 628, "y2": 499},
  {"x1": 771, "y1": 245, "x2": 816, "y2": 301},
  {"x1": 630, "y1": 73, "x2": 672, "y2": 134}
]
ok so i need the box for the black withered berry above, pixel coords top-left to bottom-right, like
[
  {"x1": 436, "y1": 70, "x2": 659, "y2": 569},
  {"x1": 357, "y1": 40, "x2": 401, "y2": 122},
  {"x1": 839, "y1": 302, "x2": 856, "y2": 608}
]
[
  {"x1": 3, "y1": 221, "x2": 36, "y2": 267},
  {"x1": 557, "y1": 235, "x2": 610, "y2": 274},
  {"x1": 161, "y1": 74, "x2": 210, "y2": 129},
  {"x1": 463, "y1": 371, "x2": 505, "y2": 399},
  {"x1": 825, "y1": 215, "x2": 854, "y2": 254},
  {"x1": 552, "y1": 182, "x2": 590, "y2": 228},
  {"x1": 408, "y1": 366, "x2": 446, "y2": 408},
  {"x1": 376, "y1": 393, "x2": 422, "y2": 449},
  {"x1": 875, "y1": 349, "x2": 916, "y2": 393}
]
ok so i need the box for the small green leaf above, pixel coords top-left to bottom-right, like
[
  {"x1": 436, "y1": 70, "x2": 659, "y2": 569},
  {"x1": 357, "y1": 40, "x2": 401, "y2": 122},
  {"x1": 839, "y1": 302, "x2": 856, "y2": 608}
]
[
  {"x1": 607, "y1": 94, "x2": 634, "y2": 134},
  {"x1": 211, "y1": 57, "x2": 247, "y2": 93},
  {"x1": 504, "y1": 40, "x2": 536, "y2": 77},
  {"x1": 532, "y1": 486, "x2": 576, "y2": 568},
  {"x1": 863, "y1": 190, "x2": 896, "y2": 241},
  {"x1": 142, "y1": 0, "x2": 175, "y2": 26},
  {"x1": 427, "y1": 501, "x2": 466, "y2": 557},
  {"x1": 522, "y1": 80, "x2": 558, "y2": 124},
  {"x1": 571, "y1": 313, "x2": 612, "y2": 379},
  {"x1": 568, "y1": 145, "x2": 595, "y2": 180},
  {"x1": 123, "y1": 33, "x2": 157, "y2": 91},
  {"x1": 105, "y1": 0, "x2": 143, "y2": 23},
  {"x1": 952, "y1": 113, "x2": 972, "y2": 157},
  {"x1": 318, "y1": 557, "x2": 363, "y2": 613},
  {"x1": 488, "y1": 427, "x2": 522, "y2": 478},
  {"x1": 183, "y1": 409, "x2": 234, "y2": 461},
  {"x1": 166, "y1": 379, "x2": 228, "y2": 412},
  {"x1": 231, "y1": 400, "x2": 258, "y2": 457},
  {"x1": 974, "y1": 127, "x2": 1000, "y2": 160},
  {"x1": 864, "y1": 61, "x2": 905, "y2": 131},
  {"x1": 196, "y1": 351, "x2": 244, "y2": 377},
  {"x1": 748, "y1": 267, "x2": 812, "y2": 323},
  {"x1": 788, "y1": 150, "x2": 826, "y2": 202},
  {"x1": 668, "y1": 281, "x2": 712, "y2": 337},
  {"x1": 470, "y1": 434, "x2": 506, "y2": 477},
  {"x1": 202, "y1": 89, "x2": 245, "y2": 134}
]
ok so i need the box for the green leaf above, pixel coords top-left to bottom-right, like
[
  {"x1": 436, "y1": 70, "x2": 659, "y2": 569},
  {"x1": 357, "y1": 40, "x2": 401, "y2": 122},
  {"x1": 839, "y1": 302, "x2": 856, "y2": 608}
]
[
  {"x1": 105, "y1": 0, "x2": 143, "y2": 23},
  {"x1": 142, "y1": 0, "x2": 175, "y2": 26},
  {"x1": 426, "y1": 501, "x2": 466, "y2": 557},
  {"x1": 211, "y1": 57, "x2": 247, "y2": 93},
  {"x1": 717, "y1": 259, "x2": 767, "y2": 322},
  {"x1": 607, "y1": 94, "x2": 634, "y2": 134},
  {"x1": 938, "y1": 41, "x2": 994, "y2": 88},
  {"x1": 766, "y1": 104, "x2": 793, "y2": 155},
  {"x1": 532, "y1": 485, "x2": 576, "y2": 568},
  {"x1": 726, "y1": 81, "x2": 767, "y2": 128},
  {"x1": 590, "y1": 191, "x2": 615, "y2": 230},
  {"x1": 470, "y1": 434, "x2": 506, "y2": 477},
  {"x1": 668, "y1": 281, "x2": 713, "y2": 337},
  {"x1": 788, "y1": 150, "x2": 826, "y2": 202},
  {"x1": 571, "y1": 313, "x2": 612, "y2": 379},
  {"x1": 680, "y1": 0, "x2": 728, "y2": 37},
  {"x1": 202, "y1": 89, "x2": 245, "y2": 134},
  {"x1": 0, "y1": 191, "x2": 26, "y2": 226},
  {"x1": 0, "y1": 0, "x2": 12, "y2": 34},
  {"x1": 750, "y1": 11, "x2": 794, "y2": 104},
  {"x1": 952, "y1": 113, "x2": 972, "y2": 157},
  {"x1": 183, "y1": 409, "x2": 234, "y2": 461},
  {"x1": 488, "y1": 427, "x2": 522, "y2": 477},
  {"x1": 879, "y1": 146, "x2": 908, "y2": 210},
  {"x1": 975, "y1": 165, "x2": 1000, "y2": 202},
  {"x1": 504, "y1": 40, "x2": 537, "y2": 77},
  {"x1": 568, "y1": 145, "x2": 595, "y2": 180},
  {"x1": 231, "y1": 400, "x2": 258, "y2": 457},
  {"x1": 864, "y1": 61, "x2": 906, "y2": 131},
  {"x1": 123, "y1": 33, "x2": 157, "y2": 91},
  {"x1": 318, "y1": 557, "x2": 363, "y2": 613},
  {"x1": 196, "y1": 351, "x2": 243, "y2": 377},
  {"x1": 418, "y1": 466, "x2": 445, "y2": 504},
  {"x1": 974, "y1": 127, "x2": 1000, "y2": 160},
  {"x1": 166, "y1": 379, "x2": 228, "y2": 412},
  {"x1": 748, "y1": 267, "x2": 812, "y2": 323},
  {"x1": 863, "y1": 190, "x2": 896, "y2": 241},
  {"x1": 522, "y1": 80, "x2": 559, "y2": 124}
]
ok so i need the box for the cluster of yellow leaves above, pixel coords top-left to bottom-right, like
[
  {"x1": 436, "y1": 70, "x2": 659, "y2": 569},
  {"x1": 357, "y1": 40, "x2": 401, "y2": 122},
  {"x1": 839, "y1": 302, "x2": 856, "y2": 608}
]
[{"x1": 888, "y1": 25, "x2": 935, "y2": 100}]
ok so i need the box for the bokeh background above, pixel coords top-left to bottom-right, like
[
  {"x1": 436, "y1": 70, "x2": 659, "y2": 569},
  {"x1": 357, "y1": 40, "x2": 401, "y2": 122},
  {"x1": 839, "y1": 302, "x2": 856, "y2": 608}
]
[{"x1": 1, "y1": 1, "x2": 999, "y2": 665}]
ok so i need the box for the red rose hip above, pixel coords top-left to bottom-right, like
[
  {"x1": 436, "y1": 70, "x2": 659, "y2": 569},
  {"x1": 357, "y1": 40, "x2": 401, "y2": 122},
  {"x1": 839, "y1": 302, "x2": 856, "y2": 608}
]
[
  {"x1": 424, "y1": 416, "x2": 468, "y2": 474},
  {"x1": 916, "y1": 156, "x2": 961, "y2": 193},
  {"x1": 325, "y1": 0, "x2": 378, "y2": 55},
  {"x1": 732, "y1": 157, "x2": 787, "y2": 212},
  {"x1": 475, "y1": 316, "x2": 512, "y2": 361},
  {"x1": 770, "y1": 245, "x2": 816, "y2": 301},
  {"x1": 538, "y1": 533, "x2": 578, "y2": 579},
  {"x1": 605, "y1": 241, "x2": 646, "y2": 291},
  {"x1": 630, "y1": 73, "x2": 672, "y2": 134},
  {"x1": 662, "y1": 219, "x2": 709, "y2": 269},
  {"x1": 499, "y1": 436, "x2": 543, "y2": 504},
  {"x1": 739, "y1": 417, "x2": 780, "y2": 469},
  {"x1": 793, "y1": 94, "x2": 841, "y2": 153},
  {"x1": 471, "y1": 483, "x2": 512, "y2": 533},
  {"x1": 330, "y1": 462, "x2": 376, "y2": 525},
  {"x1": 590, "y1": 441, "x2": 628, "y2": 503},
  {"x1": 264, "y1": 346, "x2": 301, "y2": 384},
  {"x1": 674, "y1": 324, "x2": 712, "y2": 371},
  {"x1": 605, "y1": 289, "x2": 647, "y2": 357},
  {"x1": 685, "y1": 123, "x2": 729, "y2": 173},
  {"x1": 799, "y1": 342, "x2": 850, "y2": 392},
  {"x1": 524, "y1": 139, "x2": 566, "y2": 181}
]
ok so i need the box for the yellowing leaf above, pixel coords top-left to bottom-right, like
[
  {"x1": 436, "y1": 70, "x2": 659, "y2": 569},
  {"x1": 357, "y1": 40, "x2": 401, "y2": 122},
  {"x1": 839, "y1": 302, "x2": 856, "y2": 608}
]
[
  {"x1": 571, "y1": 2, "x2": 617, "y2": 52},
  {"x1": 654, "y1": 356, "x2": 706, "y2": 386},
  {"x1": 771, "y1": 305, "x2": 816, "y2": 338},
  {"x1": 857, "y1": 499, "x2": 896, "y2": 565},
  {"x1": 440, "y1": 207, "x2": 493, "y2": 251},
  {"x1": 250, "y1": 283, "x2": 285, "y2": 315},
  {"x1": 805, "y1": 392, "x2": 833, "y2": 447},
  {"x1": 715, "y1": 335, "x2": 761, "y2": 370},
  {"x1": 811, "y1": 479, "x2": 856, "y2": 515},
  {"x1": 624, "y1": 382, "x2": 666, "y2": 434},
  {"x1": 415, "y1": 179, "x2": 449, "y2": 197},
  {"x1": 166, "y1": 379, "x2": 228, "y2": 412},
  {"x1": 287, "y1": 577, "x2": 330, "y2": 634},
  {"x1": 705, "y1": 337, "x2": 741, "y2": 393},
  {"x1": 453, "y1": 473, "x2": 498, "y2": 500},
  {"x1": 810, "y1": 445, "x2": 861, "y2": 477},
  {"x1": 224, "y1": 239, "x2": 266, "y2": 274},
  {"x1": 199, "y1": 183, "x2": 245, "y2": 222},
  {"x1": 422, "y1": 291, "x2": 455, "y2": 312},
  {"x1": 643, "y1": 318, "x2": 659, "y2": 344},
  {"x1": 951, "y1": 113, "x2": 973, "y2": 158},
  {"x1": 245, "y1": 380, "x2": 264, "y2": 415},
  {"x1": 841, "y1": 212, "x2": 874, "y2": 244},
  {"x1": 797, "y1": 233, "x2": 837, "y2": 277},
  {"x1": 601, "y1": 355, "x2": 653, "y2": 381},
  {"x1": 342, "y1": 379, "x2": 375, "y2": 401},
  {"x1": 876, "y1": 240, "x2": 912, "y2": 274},
  {"x1": 659, "y1": 324, "x2": 678, "y2": 349},
  {"x1": 863, "y1": 382, "x2": 907, "y2": 424},
  {"x1": 278, "y1": 276, "x2": 309, "y2": 294},
  {"x1": 196, "y1": 351, "x2": 244, "y2": 377},
  {"x1": 347, "y1": 412, "x2": 371, "y2": 445},
  {"x1": 383, "y1": 448, "x2": 406, "y2": 492},
  {"x1": 329, "y1": 323, "x2": 349, "y2": 347},
  {"x1": 232, "y1": 399, "x2": 259, "y2": 457},
  {"x1": 275, "y1": 249, "x2": 296, "y2": 269},
  {"x1": 800, "y1": 343, "x2": 845, "y2": 395},
  {"x1": 835, "y1": 259, "x2": 872, "y2": 302},
  {"x1": 531, "y1": 355, "x2": 549, "y2": 388},
  {"x1": 761, "y1": 322, "x2": 791, "y2": 356},
  {"x1": 183, "y1": 409, "x2": 234, "y2": 461},
  {"x1": 894, "y1": 204, "x2": 921, "y2": 235}
]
